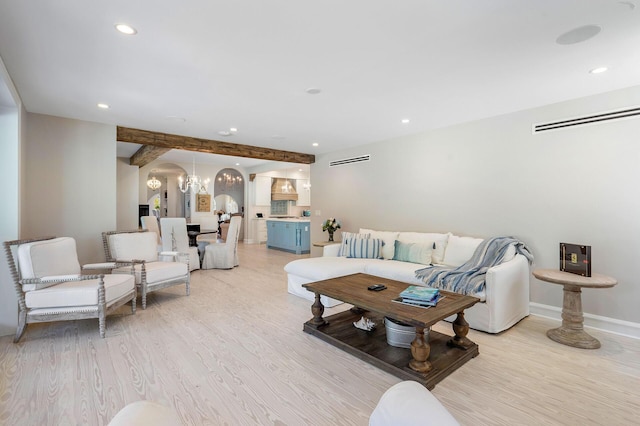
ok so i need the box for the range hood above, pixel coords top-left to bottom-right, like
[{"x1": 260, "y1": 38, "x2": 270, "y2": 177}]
[{"x1": 271, "y1": 178, "x2": 298, "y2": 201}]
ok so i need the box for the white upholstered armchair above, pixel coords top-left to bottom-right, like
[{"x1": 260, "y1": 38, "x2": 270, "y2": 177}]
[
  {"x1": 3, "y1": 236, "x2": 136, "y2": 342},
  {"x1": 102, "y1": 230, "x2": 190, "y2": 309}
]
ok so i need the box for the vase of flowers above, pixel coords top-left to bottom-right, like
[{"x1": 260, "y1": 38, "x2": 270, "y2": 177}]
[{"x1": 322, "y1": 218, "x2": 341, "y2": 242}]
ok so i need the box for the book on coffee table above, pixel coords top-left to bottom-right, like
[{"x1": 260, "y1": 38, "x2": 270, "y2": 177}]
[
  {"x1": 392, "y1": 295, "x2": 445, "y2": 308},
  {"x1": 399, "y1": 285, "x2": 440, "y2": 302}
]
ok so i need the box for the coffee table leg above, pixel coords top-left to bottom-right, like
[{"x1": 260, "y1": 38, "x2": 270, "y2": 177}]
[
  {"x1": 448, "y1": 311, "x2": 474, "y2": 350},
  {"x1": 547, "y1": 284, "x2": 600, "y2": 349},
  {"x1": 409, "y1": 326, "x2": 432, "y2": 373},
  {"x1": 309, "y1": 292, "x2": 327, "y2": 327}
]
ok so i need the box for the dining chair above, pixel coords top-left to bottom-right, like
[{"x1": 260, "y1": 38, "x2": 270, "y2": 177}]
[
  {"x1": 140, "y1": 215, "x2": 162, "y2": 247},
  {"x1": 202, "y1": 216, "x2": 241, "y2": 269},
  {"x1": 102, "y1": 230, "x2": 190, "y2": 309},
  {"x1": 3, "y1": 236, "x2": 136, "y2": 342},
  {"x1": 159, "y1": 217, "x2": 200, "y2": 271}
]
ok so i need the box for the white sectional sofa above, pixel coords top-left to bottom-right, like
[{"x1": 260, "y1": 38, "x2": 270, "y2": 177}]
[{"x1": 284, "y1": 229, "x2": 531, "y2": 334}]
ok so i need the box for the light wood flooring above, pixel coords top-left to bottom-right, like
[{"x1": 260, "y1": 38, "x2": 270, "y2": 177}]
[{"x1": 1, "y1": 243, "x2": 638, "y2": 425}]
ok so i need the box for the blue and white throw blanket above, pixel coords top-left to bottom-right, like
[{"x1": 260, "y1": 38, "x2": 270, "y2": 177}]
[{"x1": 414, "y1": 236, "x2": 533, "y2": 300}]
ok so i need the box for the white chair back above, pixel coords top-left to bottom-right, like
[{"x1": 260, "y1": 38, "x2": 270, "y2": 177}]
[
  {"x1": 140, "y1": 215, "x2": 161, "y2": 245},
  {"x1": 107, "y1": 232, "x2": 158, "y2": 262},
  {"x1": 160, "y1": 218, "x2": 190, "y2": 252},
  {"x1": 17, "y1": 237, "x2": 81, "y2": 279}
]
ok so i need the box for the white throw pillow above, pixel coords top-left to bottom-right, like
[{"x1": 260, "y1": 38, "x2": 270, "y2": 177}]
[
  {"x1": 442, "y1": 234, "x2": 484, "y2": 267},
  {"x1": 397, "y1": 232, "x2": 449, "y2": 264},
  {"x1": 359, "y1": 229, "x2": 400, "y2": 260}
]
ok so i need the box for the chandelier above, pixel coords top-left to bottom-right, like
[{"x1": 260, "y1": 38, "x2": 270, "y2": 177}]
[
  {"x1": 218, "y1": 172, "x2": 242, "y2": 187},
  {"x1": 178, "y1": 158, "x2": 210, "y2": 194},
  {"x1": 147, "y1": 175, "x2": 162, "y2": 190}
]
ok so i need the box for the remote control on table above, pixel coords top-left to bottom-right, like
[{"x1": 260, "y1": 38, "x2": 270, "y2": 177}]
[{"x1": 367, "y1": 284, "x2": 387, "y2": 291}]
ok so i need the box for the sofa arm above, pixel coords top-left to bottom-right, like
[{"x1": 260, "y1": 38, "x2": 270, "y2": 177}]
[
  {"x1": 322, "y1": 243, "x2": 341, "y2": 257},
  {"x1": 485, "y1": 254, "x2": 530, "y2": 327}
]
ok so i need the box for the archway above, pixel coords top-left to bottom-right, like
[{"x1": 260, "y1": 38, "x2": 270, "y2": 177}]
[
  {"x1": 213, "y1": 168, "x2": 244, "y2": 215},
  {"x1": 146, "y1": 163, "x2": 188, "y2": 218}
]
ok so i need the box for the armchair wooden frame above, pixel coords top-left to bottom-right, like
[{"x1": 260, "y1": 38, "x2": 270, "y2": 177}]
[
  {"x1": 101, "y1": 230, "x2": 191, "y2": 309},
  {"x1": 4, "y1": 236, "x2": 136, "y2": 343}
]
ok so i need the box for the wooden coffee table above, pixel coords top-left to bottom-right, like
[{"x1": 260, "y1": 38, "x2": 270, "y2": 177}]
[{"x1": 303, "y1": 273, "x2": 480, "y2": 389}]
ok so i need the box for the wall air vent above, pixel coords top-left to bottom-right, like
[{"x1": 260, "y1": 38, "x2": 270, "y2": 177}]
[
  {"x1": 329, "y1": 154, "x2": 371, "y2": 167},
  {"x1": 533, "y1": 106, "x2": 640, "y2": 133}
]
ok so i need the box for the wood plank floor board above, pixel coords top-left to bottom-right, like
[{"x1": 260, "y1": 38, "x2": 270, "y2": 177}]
[{"x1": 1, "y1": 243, "x2": 639, "y2": 425}]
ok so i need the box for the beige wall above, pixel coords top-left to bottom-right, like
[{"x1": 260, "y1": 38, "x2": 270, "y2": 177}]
[
  {"x1": 117, "y1": 157, "x2": 139, "y2": 230},
  {"x1": 23, "y1": 113, "x2": 116, "y2": 265},
  {"x1": 310, "y1": 85, "x2": 640, "y2": 326}
]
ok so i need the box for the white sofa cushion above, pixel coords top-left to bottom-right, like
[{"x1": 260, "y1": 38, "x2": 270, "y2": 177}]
[
  {"x1": 359, "y1": 229, "x2": 399, "y2": 260},
  {"x1": 442, "y1": 234, "x2": 484, "y2": 267},
  {"x1": 397, "y1": 232, "x2": 449, "y2": 264},
  {"x1": 363, "y1": 260, "x2": 429, "y2": 286},
  {"x1": 113, "y1": 261, "x2": 188, "y2": 285},
  {"x1": 108, "y1": 232, "x2": 159, "y2": 262},
  {"x1": 25, "y1": 274, "x2": 134, "y2": 309},
  {"x1": 284, "y1": 256, "x2": 378, "y2": 281},
  {"x1": 18, "y1": 237, "x2": 81, "y2": 280}
]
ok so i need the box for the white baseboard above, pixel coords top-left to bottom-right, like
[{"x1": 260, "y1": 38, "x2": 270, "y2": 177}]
[{"x1": 530, "y1": 302, "x2": 640, "y2": 340}]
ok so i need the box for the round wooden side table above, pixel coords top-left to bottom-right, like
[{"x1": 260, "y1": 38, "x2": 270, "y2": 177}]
[{"x1": 532, "y1": 269, "x2": 617, "y2": 349}]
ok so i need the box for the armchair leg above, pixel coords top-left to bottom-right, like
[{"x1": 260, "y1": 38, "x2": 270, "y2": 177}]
[
  {"x1": 131, "y1": 295, "x2": 136, "y2": 314},
  {"x1": 141, "y1": 285, "x2": 147, "y2": 309},
  {"x1": 186, "y1": 276, "x2": 190, "y2": 296},
  {"x1": 99, "y1": 313, "x2": 106, "y2": 338},
  {"x1": 14, "y1": 309, "x2": 27, "y2": 343}
]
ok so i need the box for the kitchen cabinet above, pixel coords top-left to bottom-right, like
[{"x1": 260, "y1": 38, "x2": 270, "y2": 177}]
[
  {"x1": 266, "y1": 220, "x2": 310, "y2": 254},
  {"x1": 296, "y1": 179, "x2": 311, "y2": 206},
  {"x1": 254, "y1": 176, "x2": 272, "y2": 206},
  {"x1": 252, "y1": 218, "x2": 267, "y2": 243}
]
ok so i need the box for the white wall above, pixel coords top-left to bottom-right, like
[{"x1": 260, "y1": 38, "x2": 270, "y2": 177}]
[
  {"x1": 0, "y1": 75, "x2": 20, "y2": 337},
  {"x1": 117, "y1": 157, "x2": 139, "y2": 230},
  {"x1": 23, "y1": 113, "x2": 117, "y2": 264},
  {"x1": 311, "y1": 85, "x2": 640, "y2": 326}
]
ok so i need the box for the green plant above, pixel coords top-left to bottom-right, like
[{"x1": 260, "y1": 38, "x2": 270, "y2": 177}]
[{"x1": 322, "y1": 218, "x2": 341, "y2": 233}]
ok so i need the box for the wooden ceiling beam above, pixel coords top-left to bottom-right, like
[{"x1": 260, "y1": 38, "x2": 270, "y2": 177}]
[
  {"x1": 118, "y1": 126, "x2": 316, "y2": 165},
  {"x1": 129, "y1": 144, "x2": 172, "y2": 167}
]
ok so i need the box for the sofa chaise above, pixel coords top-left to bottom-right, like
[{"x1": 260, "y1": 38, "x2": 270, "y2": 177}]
[{"x1": 285, "y1": 229, "x2": 531, "y2": 334}]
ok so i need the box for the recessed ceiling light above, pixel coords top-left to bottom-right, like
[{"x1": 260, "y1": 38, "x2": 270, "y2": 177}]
[
  {"x1": 556, "y1": 25, "x2": 601, "y2": 45},
  {"x1": 115, "y1": 24, "x2": 137, "y2": 35},
  {"x1": 401, "y1": 118, "x2": 410, "y2": 124},
  {"x1": 590, "y1": 67, "x2": 608, "y2": 74},
  {"x1": 218, "y1": 130, "x2": 231, "y2": 136},
  {"x1": 298, "y1": 168, "x2": 303, "y2": 172},
  {"x1": 97, "y1": 103, "x2": 110, "y2": 109},
  {"x1": 306, "y1": 88, "x2": 322, "y2": 95},
  {"x1": 312, "y1": 142, "x2": 319, "y2": 147},
  {"x1": 230, "y1": 127, "x2": 238, "y2": 132},
  {"x1": 235, "y1": 163, "x2": 240, "y2": 166}
]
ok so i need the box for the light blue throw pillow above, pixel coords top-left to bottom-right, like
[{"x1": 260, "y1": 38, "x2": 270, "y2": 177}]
[{"x1": 393, "y1": 240, "x2": 433, "y2": 265}]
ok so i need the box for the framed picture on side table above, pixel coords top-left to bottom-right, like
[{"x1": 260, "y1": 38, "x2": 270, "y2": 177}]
[{"x1": 559, "y1": 242, "x2": 591, "y2": 277}]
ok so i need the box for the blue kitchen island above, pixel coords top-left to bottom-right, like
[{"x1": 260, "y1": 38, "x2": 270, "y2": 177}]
[{"x1": 266, "y1": 219, "x2": 310, "y2": 255}]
